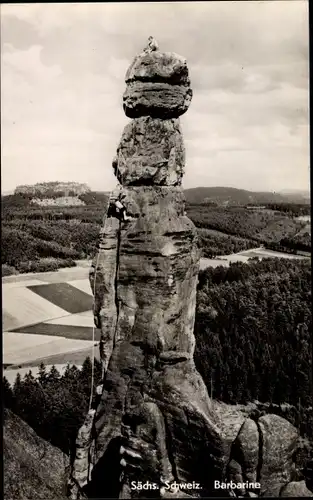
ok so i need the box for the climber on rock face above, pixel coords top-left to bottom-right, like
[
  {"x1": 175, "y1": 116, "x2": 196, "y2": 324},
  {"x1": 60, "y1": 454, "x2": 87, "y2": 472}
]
[
  {"x1": 115, "y1": 195, "x2": 128, "y2": 221},
  {"x1": 110, "y1": 193, "x2": 131, "y2": 222}
]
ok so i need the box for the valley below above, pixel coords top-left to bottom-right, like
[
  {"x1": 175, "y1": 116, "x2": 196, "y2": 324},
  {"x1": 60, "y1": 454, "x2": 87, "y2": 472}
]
[
  {"x1": 2, "y1": 243, "x2": 310, "y2": 374},
  {"x1": 2, "y1": 184, "x2": 312, "y2": 496}
]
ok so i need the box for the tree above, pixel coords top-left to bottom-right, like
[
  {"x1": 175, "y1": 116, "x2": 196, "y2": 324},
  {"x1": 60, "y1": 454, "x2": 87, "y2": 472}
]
[
  {"x1": 13, "y1": 372, "x2": 22, "y2": 400},
  {"x1": 3, "y1": 377, "x2": 14, "y2": 409},
  {"x1": 47, "y1": 365, "x2": 61, "y2": 383},
  {"x1": 81, "y1": 356, "x2": 92, "y2": 381},
  {"x1": 38, "y1": 362, "x2": 48, "y2": 386}
]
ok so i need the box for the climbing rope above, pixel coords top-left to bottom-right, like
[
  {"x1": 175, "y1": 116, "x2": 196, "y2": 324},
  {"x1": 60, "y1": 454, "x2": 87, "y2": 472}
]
[{"x1": 88, "y1": 183, "x2": 122, "y2": 412}]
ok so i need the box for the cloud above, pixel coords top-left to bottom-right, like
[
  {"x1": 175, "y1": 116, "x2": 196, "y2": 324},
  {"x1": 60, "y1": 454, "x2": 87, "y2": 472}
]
[
  {"x1": 1, "y1": 42, "x2": 128, "y2": 191},
  {"x1": 1, "y1": 1, "x2": 309, "y2": 193}
]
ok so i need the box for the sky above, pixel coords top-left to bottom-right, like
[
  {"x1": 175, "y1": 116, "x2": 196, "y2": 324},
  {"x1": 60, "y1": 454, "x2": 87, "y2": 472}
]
[{"x1": 1, "y1": 1, "x2": 310, "y2": 193}]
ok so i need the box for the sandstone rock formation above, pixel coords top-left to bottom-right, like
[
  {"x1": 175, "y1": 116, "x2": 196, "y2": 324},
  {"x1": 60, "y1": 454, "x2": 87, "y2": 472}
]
[
  {"x1": 123, "y1": 42, "x2": 192, "y2": 119},
  {"x1": 113, "y1": 117, "x2": 185, "y2": 186},
  {"x1": 69, "y1": 39, "x2": 313, "y2": 499}
]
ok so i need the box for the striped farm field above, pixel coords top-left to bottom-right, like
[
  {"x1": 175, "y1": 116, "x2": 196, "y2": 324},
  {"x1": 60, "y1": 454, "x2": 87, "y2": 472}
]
[
  {"x1": 3, "y1": 332, "x2": 59, "y2": 359},
  {"x1": 2, "y1": 262, "x2": 99, "y2": 367},
  {"x1": 8, "y1": 346, "x2": 100, "y2": 371},
  {"x1": 27, "y1": 282, "x2": 93, "y2": 314},
  {"x1": 68, "y1": 279, "x2": 93, "y2": 295},
  {"x1": 45, "y1": 311, "x2": 94, "y2": 327},
  {"x1": 3, "y1": 331, "x2": 97, "y2": 365},
  {"x1": 2, "y1": 265, "x2": 90, "y2": 285},
  {"x1": 3, "y1": 286, "x2": 68, "y2": 331},
  {"x1": 12, "y1": 322, "x2": 101, "y2": 340},
  {"x1": 3, "y1": 312, "x2": 20, "y2": 332},
  {"x1": 3, "y1": 279, "x2": 47, "y2": 289}
]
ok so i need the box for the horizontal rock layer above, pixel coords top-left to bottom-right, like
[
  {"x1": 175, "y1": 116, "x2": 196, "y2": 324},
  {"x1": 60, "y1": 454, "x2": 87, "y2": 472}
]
[
  {"x1": 113, "y1": 117, "x2": 185, "y2": 186},
  {"x1": 123, "y1": 82, "x2": 192, "y2": 119}
]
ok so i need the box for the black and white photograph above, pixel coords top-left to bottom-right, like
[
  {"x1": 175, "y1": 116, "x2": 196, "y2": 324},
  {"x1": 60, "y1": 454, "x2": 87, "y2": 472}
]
[{"x1": 1, "y1": 1, "x2": 311, "y2": 499}]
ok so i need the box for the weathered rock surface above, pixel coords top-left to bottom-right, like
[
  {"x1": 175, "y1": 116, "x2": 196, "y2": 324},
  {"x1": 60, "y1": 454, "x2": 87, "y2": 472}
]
[
  {"x1": 70, "y1": 409, "x2": 96, "y2": 494},
  {"x1": 123, "y1": 49, "x2": 192, "y2": 118},
  {"x1": 113, "y1": 117, "x2": 185, "y2": 186},
  {"x1": 123, "y1": 82, "x2": 192, "y2": 119},
  {"x1": 91, "y1": 187, "x2": 199, "y2": 373},
  {"x1": 90, "y1": 217, "x2": 120, "y2": 374},
  {"x1": 87, "y1": 186, "x2": 228, "y2": 495},
  {"x1": 280, "y1": 480, "x2": 313, "y2": 497},
  {"x1": 258, "y1": 414, "x2": 299, "y2": 496},
  {"x1": 233, "y1": 418, "x2": 259, "y2": 483},
  {"x1": 4, "y1": 408, "x2": 69, "y2": 500},
  {"x1": 125, "y1": 51, "x2": 190, "y2": 85},
  {"x1": 227, "y1": 460, "x2": 245, "y2": 496}
]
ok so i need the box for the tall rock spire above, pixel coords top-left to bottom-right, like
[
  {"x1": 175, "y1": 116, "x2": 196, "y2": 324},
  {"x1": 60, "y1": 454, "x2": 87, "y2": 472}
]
[
  {"x1": 68, "y1": 41, "x2": 313, "y2": 500},
  {"x1": 69, "y1": 40, "x2": 225, "y2": 499}
]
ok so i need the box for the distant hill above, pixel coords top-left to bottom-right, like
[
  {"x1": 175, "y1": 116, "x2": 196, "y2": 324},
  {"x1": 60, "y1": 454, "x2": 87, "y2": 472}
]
[
  {"x1": 6, "y1": 183, "x2": 310, "y2": 206},
  {"x1": 184, "y1": 186, "x2": 310, "y2": 205},
  {"x1": 15, "y1": 181, "x2": 91, "y2": 197},
  {"x1": 4, "y1": 408, "x2": 69, "y2": 500},
  {"x1": 3, "y1": 182, "x2": 311, "y2": 216},
  {"x1": 279, "y1": 189, "x2": 311, "y2": 203},
  {"x1": 2, "y1": 188, "x2": 109, "y2": 210},
  {"x1": 280, "y1": 188, "x2": 311, "y2": 197}
]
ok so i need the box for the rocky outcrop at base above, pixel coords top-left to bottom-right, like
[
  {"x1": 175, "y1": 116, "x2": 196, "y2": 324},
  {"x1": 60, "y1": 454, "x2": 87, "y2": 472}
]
[{"x1": 4, "y1": 408, "x2": 69, "y2": 500}]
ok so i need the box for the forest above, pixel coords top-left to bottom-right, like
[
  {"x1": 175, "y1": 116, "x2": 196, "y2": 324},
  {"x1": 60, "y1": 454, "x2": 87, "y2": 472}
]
[
  {"x1": 194, "y1": 258, "x2": 312, "y2": 409},
  {"x1": 3, "y1": 359, "x2": 102, "y2": 458},
  {"x1": 187, "y1": 204, "x2": 311, "y2": 251},
  {"x1": 2, "y1": 192, "x2": 105, "y2": 274},
  {"x1": 2, "y1": 192, "x2": 310, "y2": 275}
]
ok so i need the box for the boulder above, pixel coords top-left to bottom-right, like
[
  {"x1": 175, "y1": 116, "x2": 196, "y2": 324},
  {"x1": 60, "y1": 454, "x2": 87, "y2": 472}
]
[
  {"x1": 258, "y1": 414, "x2": 299, "y2": 496},
  {"x1": 123, "y1": 46, "x2": 192, "y2": 118},
  {"x1": 227, "y1": 459, "x2": 245, "y2": 496},
  {"x1": 233, "y1": 418, "x2": 259, "y2": 483},
  {"x1": 125, "y1": 50, "x2": 190, "y2": 85},
  {"x1": 280, "y1": 480, "x2": 313, "y2": 497}
]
